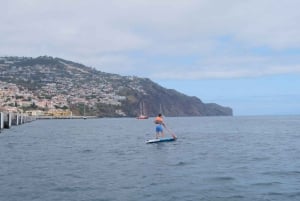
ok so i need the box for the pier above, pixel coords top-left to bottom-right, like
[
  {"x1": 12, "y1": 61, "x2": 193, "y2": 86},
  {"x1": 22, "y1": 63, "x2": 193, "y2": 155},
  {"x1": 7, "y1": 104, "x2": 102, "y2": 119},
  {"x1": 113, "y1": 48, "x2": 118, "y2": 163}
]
[
  {"x1": 0, "y1": 112, "x2": 98, "y2": 134},
  {"x1": 0, "y1": 112, "x2": 36, "y2": 133},
  {"x1": 36, "y1": 115, "x2": 97, "y2": 120}
]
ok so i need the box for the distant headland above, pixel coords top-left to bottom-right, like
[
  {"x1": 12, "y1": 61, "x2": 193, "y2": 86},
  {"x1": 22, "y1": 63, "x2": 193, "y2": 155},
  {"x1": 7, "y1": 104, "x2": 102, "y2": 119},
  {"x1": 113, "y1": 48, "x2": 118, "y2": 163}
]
[{"x1": 0, "y1": 56, "x2": 233, "y2": 117}]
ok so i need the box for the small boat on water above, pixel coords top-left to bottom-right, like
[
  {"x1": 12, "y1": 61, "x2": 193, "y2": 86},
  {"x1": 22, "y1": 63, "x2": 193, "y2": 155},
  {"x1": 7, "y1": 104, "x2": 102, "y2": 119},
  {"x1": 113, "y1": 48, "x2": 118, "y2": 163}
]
[
  {"x1": 136, "y1": 101, "x2": 148, "y2": 119},
  {"x1": 83, "y1": 104, "x2": 87, "y2": 120},
  {"x1": 136, "y1": 114, "x2": 148, "y2": 119}
]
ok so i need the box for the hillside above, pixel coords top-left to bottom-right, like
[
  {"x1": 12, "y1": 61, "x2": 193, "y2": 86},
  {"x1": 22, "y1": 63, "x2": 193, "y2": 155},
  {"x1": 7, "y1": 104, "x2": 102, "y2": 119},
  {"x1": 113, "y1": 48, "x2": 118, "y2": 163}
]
[{"x1": 0, "y1": 56, "x2": 233, "y2": 117}]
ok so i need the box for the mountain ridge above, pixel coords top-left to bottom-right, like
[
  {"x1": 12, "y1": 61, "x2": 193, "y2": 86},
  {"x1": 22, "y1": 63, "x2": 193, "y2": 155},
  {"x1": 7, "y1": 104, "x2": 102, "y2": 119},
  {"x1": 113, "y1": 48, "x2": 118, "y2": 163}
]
[{"x1": 0, "y1": 56, "x2": 233, "y2": 117}]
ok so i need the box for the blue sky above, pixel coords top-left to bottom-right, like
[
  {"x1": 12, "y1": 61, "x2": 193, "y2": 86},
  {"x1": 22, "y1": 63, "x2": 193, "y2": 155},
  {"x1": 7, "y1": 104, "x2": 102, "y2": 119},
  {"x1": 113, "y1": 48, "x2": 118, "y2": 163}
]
[
  {"x1": 156, "y1": 74, "x2": 300, "y2": 115},
  {"x1": 1, "y1": 0, "x2": 300, "y2": 115}
]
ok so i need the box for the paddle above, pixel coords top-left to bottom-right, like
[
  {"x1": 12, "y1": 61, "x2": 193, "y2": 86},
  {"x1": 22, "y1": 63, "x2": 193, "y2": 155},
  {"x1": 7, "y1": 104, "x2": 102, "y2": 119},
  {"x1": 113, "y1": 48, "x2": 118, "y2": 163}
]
[
  {"x1": 159, "y1": 112, "x2": 177, "y2": 139},
  {"x1": 164, "y1": 125, "x2": 177, "y2": 139}
]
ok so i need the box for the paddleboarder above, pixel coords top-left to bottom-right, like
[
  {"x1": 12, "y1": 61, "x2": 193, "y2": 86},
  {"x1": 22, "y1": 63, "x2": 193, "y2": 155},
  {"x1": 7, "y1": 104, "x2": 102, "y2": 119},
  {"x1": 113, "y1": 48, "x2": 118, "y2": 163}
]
[{"x1": 154, "y1": 113, "x2": 165, "y2": 138}]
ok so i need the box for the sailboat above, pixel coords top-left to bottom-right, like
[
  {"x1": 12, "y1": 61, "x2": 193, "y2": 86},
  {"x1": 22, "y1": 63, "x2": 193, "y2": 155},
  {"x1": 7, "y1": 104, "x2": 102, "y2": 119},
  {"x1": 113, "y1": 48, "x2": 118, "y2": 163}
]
[
  {"x1": 83, "y1": 104, "x2": 87, "y2": 120},
  {"x1": 136, "y1": 101, "x2": 148, "y2": 119}
]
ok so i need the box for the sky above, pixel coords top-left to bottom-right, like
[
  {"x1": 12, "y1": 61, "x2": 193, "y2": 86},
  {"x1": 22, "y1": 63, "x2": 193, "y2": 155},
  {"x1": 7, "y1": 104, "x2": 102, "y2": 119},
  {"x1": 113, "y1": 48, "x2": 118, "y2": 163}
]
[{"x1": 1, "y1": 0, "x2": 300, "y2": 116}]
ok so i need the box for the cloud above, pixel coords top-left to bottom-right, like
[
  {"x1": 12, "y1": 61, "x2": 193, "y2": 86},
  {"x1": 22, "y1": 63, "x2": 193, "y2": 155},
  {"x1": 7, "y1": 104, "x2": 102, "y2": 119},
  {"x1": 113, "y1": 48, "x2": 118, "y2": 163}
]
[
  {"x1": 151, "y1": 64, "x2": 300, "y2": 80},
  {"x1": 1, "y1": 0, "x2": 300, "y2": 79}
]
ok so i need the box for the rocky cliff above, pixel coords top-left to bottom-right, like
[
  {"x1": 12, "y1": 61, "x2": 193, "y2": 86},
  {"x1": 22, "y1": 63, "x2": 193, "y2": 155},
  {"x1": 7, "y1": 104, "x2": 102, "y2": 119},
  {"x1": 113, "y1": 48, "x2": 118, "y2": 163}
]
[{"x1": 0, "y1": 56, "x2": 233, "y2": 117}]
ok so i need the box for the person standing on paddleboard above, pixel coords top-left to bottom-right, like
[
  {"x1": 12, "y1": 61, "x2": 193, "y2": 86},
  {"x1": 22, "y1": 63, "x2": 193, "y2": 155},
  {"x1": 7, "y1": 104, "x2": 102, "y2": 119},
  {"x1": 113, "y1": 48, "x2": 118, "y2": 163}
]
[{"x1": 154, "y1": 113, "x2": 165, "y2": 138}]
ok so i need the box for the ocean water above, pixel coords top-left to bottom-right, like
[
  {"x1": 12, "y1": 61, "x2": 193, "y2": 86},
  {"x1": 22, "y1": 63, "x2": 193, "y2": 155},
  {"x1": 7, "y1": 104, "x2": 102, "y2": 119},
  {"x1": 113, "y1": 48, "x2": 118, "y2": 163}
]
[{"x1": 1, "y1": 116, "x2": 300, "y2": 201}]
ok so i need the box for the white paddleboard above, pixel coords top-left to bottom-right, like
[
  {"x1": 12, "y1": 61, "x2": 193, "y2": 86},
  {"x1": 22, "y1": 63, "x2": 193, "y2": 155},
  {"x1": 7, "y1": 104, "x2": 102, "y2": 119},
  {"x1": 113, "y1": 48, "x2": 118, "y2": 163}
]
[{"x1": 146, "y1": 137, "x2": 177, "y2": 144}]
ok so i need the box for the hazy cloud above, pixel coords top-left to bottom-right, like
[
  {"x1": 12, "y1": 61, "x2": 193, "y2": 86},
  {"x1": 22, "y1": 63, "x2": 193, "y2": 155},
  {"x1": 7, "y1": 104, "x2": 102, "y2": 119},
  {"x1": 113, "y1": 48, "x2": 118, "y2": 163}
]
[{"x1": 1, "y1": 0, "x2": 300, "y2": 79}]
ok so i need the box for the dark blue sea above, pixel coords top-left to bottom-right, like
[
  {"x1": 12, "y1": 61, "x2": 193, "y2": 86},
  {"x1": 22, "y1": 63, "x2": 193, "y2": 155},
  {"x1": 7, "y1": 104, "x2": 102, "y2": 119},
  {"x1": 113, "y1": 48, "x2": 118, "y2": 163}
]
[{"x1": 1, "y1": 116, "x2": 300, "y2": 201}]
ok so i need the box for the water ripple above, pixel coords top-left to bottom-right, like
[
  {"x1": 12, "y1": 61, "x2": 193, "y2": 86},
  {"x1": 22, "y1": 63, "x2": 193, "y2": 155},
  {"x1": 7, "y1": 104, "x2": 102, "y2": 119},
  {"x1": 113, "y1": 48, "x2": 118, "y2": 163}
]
[{"x1": 1, "y1": 116, "x2": 300, "y2": 201}]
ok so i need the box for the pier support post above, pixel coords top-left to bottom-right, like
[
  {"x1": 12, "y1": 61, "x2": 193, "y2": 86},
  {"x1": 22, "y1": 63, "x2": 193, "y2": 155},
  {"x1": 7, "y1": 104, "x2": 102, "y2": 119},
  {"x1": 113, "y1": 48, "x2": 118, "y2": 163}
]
[
  {"x1": 20, "y1": 114, "x2": 23, "y2": 124},
  {"x1": 12, "y1": 113, "x2": 19, "y2": 126},
  {"x1": 0, "y1": 112, "x2": 3, "y2": 131},
  {"x1": 4, "y1": 112, "x2": 12, "y2": 129}
]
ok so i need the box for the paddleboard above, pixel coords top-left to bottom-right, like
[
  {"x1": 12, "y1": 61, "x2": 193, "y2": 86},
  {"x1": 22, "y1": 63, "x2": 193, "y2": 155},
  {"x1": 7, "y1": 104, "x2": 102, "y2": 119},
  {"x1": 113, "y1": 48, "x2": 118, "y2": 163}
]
[{"x1": 146, "y1": 137, "x2": 177, "y2": 144}]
